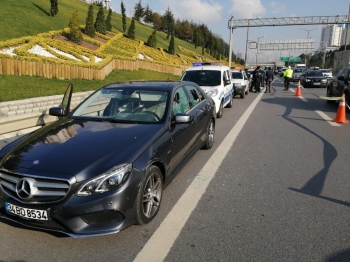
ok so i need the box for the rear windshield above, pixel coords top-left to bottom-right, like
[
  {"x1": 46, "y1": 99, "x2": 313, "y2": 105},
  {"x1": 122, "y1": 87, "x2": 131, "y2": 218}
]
[
  {"x1": 307, "y1": 71, "x2": 323, "y2": 76},
  {"x1": 231, "y1": 72, "x2": 243, "y2": 79},
  {"x1": 181, "y1": 70, "x2": 221, "y2": 86}
]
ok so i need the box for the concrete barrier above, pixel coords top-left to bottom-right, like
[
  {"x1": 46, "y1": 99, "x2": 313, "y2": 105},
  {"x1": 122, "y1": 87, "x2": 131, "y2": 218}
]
[{"x1": 0, "y1": 91, "x2": 94, "y2": 135}]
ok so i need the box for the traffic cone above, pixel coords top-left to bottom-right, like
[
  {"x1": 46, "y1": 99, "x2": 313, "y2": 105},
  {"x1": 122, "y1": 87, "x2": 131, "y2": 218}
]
[
  {"x1": 332, "y1": 93, "x2": 349, "y2": 124},
  {"x1": 295, "y1": 80, "x2": 301, "y2": 96}
]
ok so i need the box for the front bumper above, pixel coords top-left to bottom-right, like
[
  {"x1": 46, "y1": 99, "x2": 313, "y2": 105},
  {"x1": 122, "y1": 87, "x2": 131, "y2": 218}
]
[
  {"x1": 0, "y1": 169, "x2": 144, "y2": 238},
  {"x1": 303, "y1": 81, "x2": 326, "y2": 88},
  {"x1": 234, "y1": 85, "x2": 245, "y2": 95}
]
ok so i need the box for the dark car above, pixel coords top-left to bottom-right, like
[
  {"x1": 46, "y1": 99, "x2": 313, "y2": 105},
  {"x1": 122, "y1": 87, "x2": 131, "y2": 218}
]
[
  {"x1": 0, "y1": 81, "x2": 216, "y2": 238},
  {"x1": 300, "y1": 70, "x2": 327, "y2": 88},
  {"x1": 326, "y1": 67, "x2": 350, "y2": 106}
]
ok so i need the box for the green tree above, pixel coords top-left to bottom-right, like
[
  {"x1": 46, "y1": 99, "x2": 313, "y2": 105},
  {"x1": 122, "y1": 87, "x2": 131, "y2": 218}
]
[
  {"x1": 121, "y1": 1, "x2": 127, "y2": 33},
  {"x1": 127, "y1": 17, "x2": 136, "y2": 40},
  {"x1": 106, "y1": 8, "x2": 112, "y2": 31},
  {"x1": 94, "y1": 6, "x2": 106, "y2": 35},
  {"x1": 146, "y1": 30, "x2": 157, "y2": 48},
  {"x1": 143, "y1": 4, "x2": 153, "y2": 25},
  {"x1": 163, "y1": 7, "x2": 174, "y2": 40},
  {"x1": 84, "y1": 4, "x2": 95, "y2": 38},
  {"x1": 168, "y1": 22, "x2": 175, "y2": 55},
  {"x1": 67, "y1": 11, "x2": 82, "y2": 44},
  {"x1": 50, "y1": 0, "x2": 58, "y2": 16},
  {"x1": 133, "y1": 0, "x2": 144, "y2": 22}
]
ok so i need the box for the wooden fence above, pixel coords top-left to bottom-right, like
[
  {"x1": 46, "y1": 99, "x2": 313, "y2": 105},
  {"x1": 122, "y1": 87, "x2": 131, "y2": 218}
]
[{"x1": 0, "y1": 58, "x2": 188, "y2": 80}]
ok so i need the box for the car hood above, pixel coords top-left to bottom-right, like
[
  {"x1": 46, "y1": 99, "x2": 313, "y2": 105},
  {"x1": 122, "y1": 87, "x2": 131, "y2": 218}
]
[
  {"x1": 0, "y1": 118, "x2": 164, "y2": 182},
  {"x1": 199, "y1": 85, "x2": 221, "y2": 93},
  {"x1": 231, "y1": 79, "x2": 245, "y2": 85}
]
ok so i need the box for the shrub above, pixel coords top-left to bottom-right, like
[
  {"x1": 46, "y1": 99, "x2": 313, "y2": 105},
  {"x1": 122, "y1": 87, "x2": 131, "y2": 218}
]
[
  {"x1": 67, "y1": 11, "x2": 83, "y2": 44},
  {"x1": 146, "y1": 30, "x2": 157, "y2": 48},
  {"x1": 50, "y1": 0, "x2": 58, "y2": 16}
]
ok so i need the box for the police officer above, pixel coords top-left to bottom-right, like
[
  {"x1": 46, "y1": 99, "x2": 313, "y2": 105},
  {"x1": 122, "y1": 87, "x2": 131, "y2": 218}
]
[{"x1": 283, "y1": 66, "x2": 293, "y2": 90}]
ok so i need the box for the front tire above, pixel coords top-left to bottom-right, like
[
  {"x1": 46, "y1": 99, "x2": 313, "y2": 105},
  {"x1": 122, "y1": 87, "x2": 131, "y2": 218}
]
[
  {"x1": 217, "y1": 101, "x2": 223, "y2": 118},
  {"x1": 202, "y1": 118, "x2": 215, "y2": 149},
  {"x1": 135, "y1": 165, "x2": 163, "y2": 225},
  {"x1": 326, "y1": 86, "x2": 336, "y2": 104}
]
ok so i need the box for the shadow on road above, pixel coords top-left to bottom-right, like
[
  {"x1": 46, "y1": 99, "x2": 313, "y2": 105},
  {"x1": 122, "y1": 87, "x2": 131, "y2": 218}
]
[{"x1": 261, "y1": 95, "x2": 350, "y2": 208}]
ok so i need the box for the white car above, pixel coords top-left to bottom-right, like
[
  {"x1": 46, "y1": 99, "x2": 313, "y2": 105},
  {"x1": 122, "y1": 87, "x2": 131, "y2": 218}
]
[
  {"x1": 320, "y1": 69, "x2": 332, "y2": 78},
  {"x1": 180, "y1": 63, "x2": 234, "y2": 118},
  {"x1": 231, "y1": 69, "x2": 249, "y2": 98}
]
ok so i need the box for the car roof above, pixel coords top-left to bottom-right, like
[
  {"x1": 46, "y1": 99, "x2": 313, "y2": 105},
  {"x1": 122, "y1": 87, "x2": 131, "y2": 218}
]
[
  {"x1": 103, "y1": 81, "x2": 186, "y2": 92},
  {"x1": 185, "y1": 65, "x2": 230, "y2": 71}
]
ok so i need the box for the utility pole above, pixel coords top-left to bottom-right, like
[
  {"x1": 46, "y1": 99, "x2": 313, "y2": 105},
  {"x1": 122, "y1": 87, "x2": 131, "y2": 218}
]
[
  {"x1": 244, "y1": 22, "x2": 250, "y2": 69},
  {"x1": 228, "y1": 16, "x2": 234, "y2": 67},
  {"x1": 299, "y1": 28, "x2": 317, "y2": 66}
]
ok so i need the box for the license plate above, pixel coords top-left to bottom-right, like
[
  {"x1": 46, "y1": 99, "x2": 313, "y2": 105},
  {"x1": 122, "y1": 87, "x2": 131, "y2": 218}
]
[
  {"x1": 5, "y1": 202, "x2": 49, "y2": 221},
  {"x1": 313, "y1": 82, "x2": 320, "y2": 85}
]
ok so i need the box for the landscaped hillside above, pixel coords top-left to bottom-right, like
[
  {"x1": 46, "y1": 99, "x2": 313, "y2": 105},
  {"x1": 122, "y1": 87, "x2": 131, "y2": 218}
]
[{"x1": 0, "y1": 0, "x2": 228, "y2": 62}]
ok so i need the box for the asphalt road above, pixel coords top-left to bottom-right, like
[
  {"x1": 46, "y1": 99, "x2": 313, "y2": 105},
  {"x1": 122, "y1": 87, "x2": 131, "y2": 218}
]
[{"x1": 1, "y1": 77, "x2": 350, "y2": 262}]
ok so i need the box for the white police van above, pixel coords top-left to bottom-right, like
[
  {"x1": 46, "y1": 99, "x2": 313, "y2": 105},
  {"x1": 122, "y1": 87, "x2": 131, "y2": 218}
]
[{"x1": 180, "y1": 62, "x2": 234, "y2": 118}]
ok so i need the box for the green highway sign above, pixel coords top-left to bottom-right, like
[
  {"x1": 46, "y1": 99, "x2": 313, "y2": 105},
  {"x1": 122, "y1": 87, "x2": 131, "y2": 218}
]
[{"x1": 280, "y1": 57, "x2": 301, "y2": 62}]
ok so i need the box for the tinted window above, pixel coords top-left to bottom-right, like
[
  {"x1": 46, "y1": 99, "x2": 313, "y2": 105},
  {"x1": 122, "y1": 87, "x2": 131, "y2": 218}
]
[
  {"x1": 172, "y1": 87, "x2": 190, "y2": 115},
  {"x1": 306, "y1": 71, "x2": 323, "y2": 76},
  {"x1": 231, "y1": 72, "x2": 243, "y2": 79},
  {"x1": 181, "y1": 70, "x2": 221, "y2": 86},
  {"x1": 184, "y1": 85, "x2": 205, "y2": 108}
]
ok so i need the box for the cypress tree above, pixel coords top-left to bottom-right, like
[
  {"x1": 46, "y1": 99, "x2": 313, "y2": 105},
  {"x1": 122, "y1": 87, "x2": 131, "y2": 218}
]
[
  {"x1": 84, "y1": 4, "x2": 95, "y2": 38},
  {"x1": 121, "y1": 1, "x2": 127, "y2": 33},
  {"x1": 50, "y1": 0, "x2": 58, "y2": 16},
  {"x1": 94, "y1": 6, "x2": 106, "y2": 35},
  {"x1": 146, "y1": 30, "x2": 157, "y2": 48},
  {"x1": 67, "y1": 11, "x2": 82, "y2": 44},
  {"x1": 106, "y1": 8, "x2": 112, "y2": 31},
  {"x1": 168, "y1": 24, "x2": 175, "y2": 55},
  {"x1": 127, "y1": 18, "x2": 136, "y2": 40}
]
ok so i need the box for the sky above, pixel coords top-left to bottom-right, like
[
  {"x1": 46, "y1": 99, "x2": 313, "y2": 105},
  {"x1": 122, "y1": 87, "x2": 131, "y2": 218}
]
[{"x1": 110, "y1": 0, "x2": 350, "y2": 63}]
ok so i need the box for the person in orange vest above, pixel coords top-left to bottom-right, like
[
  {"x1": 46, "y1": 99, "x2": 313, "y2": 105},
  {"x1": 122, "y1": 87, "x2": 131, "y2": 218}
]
[{"x1": 283, "y1": 66, "x2": 293, "y2": 91}]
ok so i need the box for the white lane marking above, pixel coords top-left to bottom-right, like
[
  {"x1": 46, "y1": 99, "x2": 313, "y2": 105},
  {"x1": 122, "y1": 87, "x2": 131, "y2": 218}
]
[
  {"x1": 315, "y1": 110, "x2": 340, "y2": 126},
  {"x1": 133, "y1": 90, "x2": 265, "y2": 262}
]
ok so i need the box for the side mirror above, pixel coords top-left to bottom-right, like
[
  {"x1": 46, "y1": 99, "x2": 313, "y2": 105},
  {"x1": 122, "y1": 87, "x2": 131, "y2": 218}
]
[
  {"x1": 175, "y1": 114, "x2": 192, "y2": 124},
  {"x1": 49, "y1": 107, "x2": 65, "y2": 116}
]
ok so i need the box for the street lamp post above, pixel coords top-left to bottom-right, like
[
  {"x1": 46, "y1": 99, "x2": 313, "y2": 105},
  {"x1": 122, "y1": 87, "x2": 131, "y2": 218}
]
[
  {"x1": 299, "y1": 28, "x2": 317, "y2": 66},
  {"x1": 255, "y1": 36, "x2": 264, "y2": 66}
]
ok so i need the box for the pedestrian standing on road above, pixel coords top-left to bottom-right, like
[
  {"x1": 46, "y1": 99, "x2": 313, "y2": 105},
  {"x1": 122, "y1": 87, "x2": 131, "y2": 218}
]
[
  {"x1": 265, "y1": 67, "x2": 274, "y2": 93},
  {"x1": 260, "y1": 67, "x2": 266, "y2": 88},
  {"x1": 283, "y1": 66, "x2": 293, "y2": 90},
  {"x1": 252, "y1": 66, "x2": 262, "y2": 93}
]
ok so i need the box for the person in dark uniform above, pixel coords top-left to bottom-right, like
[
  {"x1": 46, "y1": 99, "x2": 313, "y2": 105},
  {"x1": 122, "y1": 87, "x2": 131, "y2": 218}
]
[
  {"x1": 252, "y1": 66, "x2": 262, "y2": 93},
  {"x1": 265, "y1": 67, "x2": 274, "y2": 93}
]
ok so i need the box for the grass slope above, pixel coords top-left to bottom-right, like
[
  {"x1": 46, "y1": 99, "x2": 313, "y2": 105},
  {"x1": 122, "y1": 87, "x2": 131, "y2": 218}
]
[{"x1": 0, "y1": 0, "x2": 210, "y2": 58}]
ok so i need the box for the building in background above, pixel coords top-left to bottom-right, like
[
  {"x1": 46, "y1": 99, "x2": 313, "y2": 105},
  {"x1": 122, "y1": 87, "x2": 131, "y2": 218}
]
[
  {"x1": 340, "y1": 23, "x2": 350, "y2": 46},
  {"x1": 320, "y1": 25, "x2": 342, "y2": 48},
  {"x1": 80, "y1": 0, "x2": 111, "y2": 9}
]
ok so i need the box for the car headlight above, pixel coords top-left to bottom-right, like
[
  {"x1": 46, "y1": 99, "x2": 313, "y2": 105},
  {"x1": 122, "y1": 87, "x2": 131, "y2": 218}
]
[
  {"x1": 305, "y1": 79, "x2": 311, "y2": 82},
  {"x1": 76, "y1": 163, "x2": 132, "y2": 196},
  {"x1": 321, "y1": 79, "x2": 327, "y2": 82},
  {"x1": 207, "y1": 88, "x2": 219, "y2": 97}
]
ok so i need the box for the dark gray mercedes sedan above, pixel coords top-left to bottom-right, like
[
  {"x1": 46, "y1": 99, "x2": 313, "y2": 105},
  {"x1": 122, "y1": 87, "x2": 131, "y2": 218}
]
[{"x1": 0, "y1": 81, "x2": 215, "y2": 238}]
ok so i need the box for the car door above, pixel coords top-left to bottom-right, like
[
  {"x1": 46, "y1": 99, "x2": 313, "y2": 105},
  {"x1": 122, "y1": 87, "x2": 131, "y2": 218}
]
[
  {"x1": 168, "y1": 86, "x2": 197, "y2": 175},
  {"x1": 223, "y1": 70, "x2": 233, "y2": 104},
  {"x1": 183, "y1": 84, "x2": 211, "y2": 148},
  {"x1": 337, "y1": 68, "x2": 350, "y2": 95}
]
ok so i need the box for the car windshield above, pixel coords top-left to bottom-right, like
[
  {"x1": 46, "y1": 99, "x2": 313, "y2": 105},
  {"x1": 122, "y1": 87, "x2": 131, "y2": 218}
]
[
  {"x1": 307, "y1": 71, "x2": 324, "y2": 76},
  {"x1": 181, "y1": 70, "x2": 221, "y2": 86},
  {"x1": 71, "y1": 88, "x2": 168, "y2": 123},
  {"x1": 294, "y1": 69, "x2": 303, "y2": 73},
  {"x1": 321, "y1": 69, "x2": 331, "y2": 73},
  {"x1": 231, "y1": 72, "x2": 243, "y2": 79}
]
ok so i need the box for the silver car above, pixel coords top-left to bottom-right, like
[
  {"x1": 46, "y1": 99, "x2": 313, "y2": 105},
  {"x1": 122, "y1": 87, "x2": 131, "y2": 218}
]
[{"x1": 292, "y1": 68, "x2": 303, "y2": 82}]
